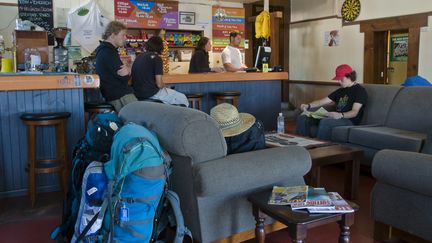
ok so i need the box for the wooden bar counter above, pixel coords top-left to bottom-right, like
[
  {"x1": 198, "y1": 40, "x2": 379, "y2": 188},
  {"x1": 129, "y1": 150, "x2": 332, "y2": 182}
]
[
  {"x1": 163, "y1": 71, "x2": 288, "y2": 131},
  {"x1": 0, "y1": 73, "x2": 98, "y2": 197}
]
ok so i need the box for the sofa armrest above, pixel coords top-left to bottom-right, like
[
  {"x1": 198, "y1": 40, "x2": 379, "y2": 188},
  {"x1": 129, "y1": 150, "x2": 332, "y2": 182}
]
[
  {"x1": 372, "y1": 149, "x2": 432, "y2": 196},
  {"x1": 193, "y1": 146, "x2": 311, "y2": 197}
]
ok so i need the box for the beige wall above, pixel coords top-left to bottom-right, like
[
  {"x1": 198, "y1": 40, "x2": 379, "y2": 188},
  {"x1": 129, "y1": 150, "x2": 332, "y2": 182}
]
[{"x1": 290, "y1": 0, "x2": 432, "y2": 83}]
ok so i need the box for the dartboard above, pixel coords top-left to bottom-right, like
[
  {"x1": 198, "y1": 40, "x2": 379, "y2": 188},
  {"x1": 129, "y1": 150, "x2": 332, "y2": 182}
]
[{"x1": 341, "y1": 0, "x2": 361, "y2": 22}]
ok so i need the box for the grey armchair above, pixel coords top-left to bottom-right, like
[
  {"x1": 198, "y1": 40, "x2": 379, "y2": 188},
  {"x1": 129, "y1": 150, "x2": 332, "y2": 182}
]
[
  {"x1": 371, "y1": 149, "x2": 432, "y2": 242},
  {"x1": 119, "y1": 101, "x2": 312, "y2": 242}
]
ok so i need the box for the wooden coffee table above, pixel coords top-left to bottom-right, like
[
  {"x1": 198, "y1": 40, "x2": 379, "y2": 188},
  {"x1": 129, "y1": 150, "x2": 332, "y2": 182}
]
[
  {"x1": 248, "y1": 189, "x2": 359, "y2": 243},
  {"x1": 307, "y1": 144, "x2": 363, "y2": 200}
]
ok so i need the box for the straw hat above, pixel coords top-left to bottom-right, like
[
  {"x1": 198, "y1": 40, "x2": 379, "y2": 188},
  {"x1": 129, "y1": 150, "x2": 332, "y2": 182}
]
[{"x1": 210, "y1": 103, "x2": 256, "y2": 137}]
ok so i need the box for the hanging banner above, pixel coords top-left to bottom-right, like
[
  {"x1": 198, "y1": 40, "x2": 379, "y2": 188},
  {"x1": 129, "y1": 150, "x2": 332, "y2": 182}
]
[
  {"x1": 212, "y1": 6, "x2": 245, "y2": 52},
  {"x1": 390, "y1": 35, "x2": 408, "y2": 62},
  {"x1": 115, "y1": 0, "x2": 179, "y2": 29},
  {"x1": 68, "y1": 0, "x2": 110, "y2": 53}
]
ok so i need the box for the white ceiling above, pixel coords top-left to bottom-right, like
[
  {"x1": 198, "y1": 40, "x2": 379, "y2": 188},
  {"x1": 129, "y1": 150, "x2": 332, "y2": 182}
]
[{"x1": 222, "y1": 0, "x2": 261, "y2": 3}]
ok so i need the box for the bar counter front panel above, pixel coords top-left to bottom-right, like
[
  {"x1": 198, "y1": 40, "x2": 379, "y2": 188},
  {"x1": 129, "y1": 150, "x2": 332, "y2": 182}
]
[
  {"x1": 164, "y1": 72, "x2": 288, "y2": 132},
  {"x1": 0, "y1": 74, "x2": 98, "y2": 197}
]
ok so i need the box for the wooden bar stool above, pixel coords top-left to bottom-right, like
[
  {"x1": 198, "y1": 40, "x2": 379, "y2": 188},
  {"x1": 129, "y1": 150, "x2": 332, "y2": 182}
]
[
  {"x1": 84, "y1": 102, "x2": 114, "y2": 126},
  {"x1": 20, "y1": 112, "x2": 71, "y2": 207},
  {"x1": 212, "y1": 91, "x2": 241, "y2": 108},
  {"x1": 186, "y1": 92, "x2": 205, "y2": 110}
]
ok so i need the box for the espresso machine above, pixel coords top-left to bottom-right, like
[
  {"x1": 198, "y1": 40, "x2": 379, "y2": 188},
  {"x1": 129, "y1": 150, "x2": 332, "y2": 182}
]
[{"x1": 53, "y1": 27, "x2": 70, "y2": 72}]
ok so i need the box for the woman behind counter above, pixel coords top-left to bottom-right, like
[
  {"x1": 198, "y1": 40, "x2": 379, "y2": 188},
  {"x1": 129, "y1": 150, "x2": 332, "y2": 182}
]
[{"x1": 189, "y1": 37, "x2": 224, "y2": 73}]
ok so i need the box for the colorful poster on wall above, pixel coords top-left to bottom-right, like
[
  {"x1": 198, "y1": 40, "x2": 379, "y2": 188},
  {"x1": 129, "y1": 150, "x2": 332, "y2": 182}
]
[
  {"x1": 115, "y1": 0, "x2": 178, "y2": 29},
  {"x1": 390, "y1": 35, "x2": 408, "y2": 62},
  {"x1": 212, "y1": 6, "x2": 245, "y2": 52}
]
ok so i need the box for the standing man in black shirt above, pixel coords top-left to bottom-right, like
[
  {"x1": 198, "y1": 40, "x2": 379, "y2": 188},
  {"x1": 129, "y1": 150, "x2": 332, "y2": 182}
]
[
  {"x1": 296, "y1": 64, "x2": 368, "y2": 140},
  {"x1": 95, "y1": 21, "x2": 137, "y2": 113},
  {"x1": 132, "y1": 36, "x2": 188, "y2": 106}
]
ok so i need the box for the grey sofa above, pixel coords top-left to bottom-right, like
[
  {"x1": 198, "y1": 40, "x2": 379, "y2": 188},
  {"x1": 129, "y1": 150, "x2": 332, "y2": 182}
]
[
  {"x1": 119, "y1": 101, "x2": 312, "y2": 242},
  {"x1": 371, "y1": 149, "x2": 432, "y2": 242},
  {"x1": 332, "y1": 84, "x2": 432, "y2": 166}
]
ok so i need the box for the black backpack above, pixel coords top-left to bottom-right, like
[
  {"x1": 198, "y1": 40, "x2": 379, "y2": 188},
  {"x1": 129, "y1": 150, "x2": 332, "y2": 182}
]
[{"x1": 50, "y1": 112, "x2": 123, "y2": 242}]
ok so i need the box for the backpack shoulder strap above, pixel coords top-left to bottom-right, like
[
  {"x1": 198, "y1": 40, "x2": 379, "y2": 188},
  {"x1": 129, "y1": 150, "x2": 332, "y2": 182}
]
[{"x1": 166, "y1": 190, "x2": 193, "y2": 243}]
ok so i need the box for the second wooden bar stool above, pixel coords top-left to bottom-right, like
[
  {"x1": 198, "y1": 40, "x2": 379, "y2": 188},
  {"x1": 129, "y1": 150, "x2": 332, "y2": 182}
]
[
  {"x1": 84, "y1": 102, "x2": 115, "y2": 126},
  {"x1": 20, "y1": 112, "x2": 71, "y2": 207},
  {"x1": 186, "y1": 92, "x2": 205, "y2": 110},
  {"x1": 212, "y1": 91, "x2": 241, "y2": 108}
]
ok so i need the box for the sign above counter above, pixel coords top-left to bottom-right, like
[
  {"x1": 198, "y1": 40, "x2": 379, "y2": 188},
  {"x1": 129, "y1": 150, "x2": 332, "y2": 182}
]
[{"x1": 115, "y1": 0, "x2": 179, "y2": 29}]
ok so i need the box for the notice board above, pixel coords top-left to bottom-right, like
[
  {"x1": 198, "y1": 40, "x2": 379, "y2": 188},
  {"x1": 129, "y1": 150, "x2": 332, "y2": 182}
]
[
  {"x1": 18, "y1": 0, "x2": 54, "y2": 45},
  {"x1": 115, "y1": 0, "x2": 179, "y2": 29},
  {"x1": 212, "y1": 6, "x2": 245, "y2": 52}
]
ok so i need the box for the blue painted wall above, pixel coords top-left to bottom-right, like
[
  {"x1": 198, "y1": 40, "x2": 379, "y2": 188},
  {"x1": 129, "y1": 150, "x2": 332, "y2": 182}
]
[{"x1": 0, "y1": 89, "x2": 85, "y2": 198}]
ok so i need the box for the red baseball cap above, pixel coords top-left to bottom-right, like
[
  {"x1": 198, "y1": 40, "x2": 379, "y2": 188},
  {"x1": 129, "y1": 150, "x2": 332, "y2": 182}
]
[{"x1": 332, "y1": 64, "x2": 353, "y2": 80}]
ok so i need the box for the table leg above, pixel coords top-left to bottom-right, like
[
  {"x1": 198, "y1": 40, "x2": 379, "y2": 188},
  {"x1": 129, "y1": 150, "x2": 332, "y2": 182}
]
[
  {"x1": 252, "y1": 205, "x2": 266, "y2": 243},
  {"x1": 309, "y1": 166, "x2": 321, "y2": 187},
  {"x1": 288, "y1": 224, "x2": 307, "y2": 243},
  {"x1": 344, "y1": 155, "x2": 360, "y2": 200},
  {"x1": 338, "y1": 212, "x2": 355, "y2": 243}
]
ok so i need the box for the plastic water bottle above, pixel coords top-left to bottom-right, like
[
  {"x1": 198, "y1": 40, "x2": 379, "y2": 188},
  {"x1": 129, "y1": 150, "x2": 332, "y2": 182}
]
[{"x1": 277, "y1": 112, "x2": 285, "y2": 134}]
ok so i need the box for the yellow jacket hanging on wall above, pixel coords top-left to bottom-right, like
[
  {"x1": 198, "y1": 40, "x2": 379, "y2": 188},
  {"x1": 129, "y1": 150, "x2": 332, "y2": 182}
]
[{"x1": 255, "y1": 11, "x2": 270, "y2": 39}]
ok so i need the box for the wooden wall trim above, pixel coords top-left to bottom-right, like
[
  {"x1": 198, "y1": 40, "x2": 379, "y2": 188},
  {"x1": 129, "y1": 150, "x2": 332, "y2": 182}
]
[
  {"x1": 288, "y1": 80, "x2": 340, "y2": 86},
  {"x1": 290, "y1": 15, "x2": 341, "y2": 25},
  {"x1": 0, "y1": 2, "x2": 17, "y2": 6},
  {"x1": 360, "y1": 12, "x2": 431, "y2": 32},
  {"x1": 407, "y1": 27, "x2": 420, "y2": 76}
]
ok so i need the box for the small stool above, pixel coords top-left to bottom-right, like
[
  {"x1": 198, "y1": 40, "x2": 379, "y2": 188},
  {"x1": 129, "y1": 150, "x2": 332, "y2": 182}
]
[
  {"x1": 20, "y1": 112, "x2": 71, "y2": 207},
  {"x1": 186, "y1": 92, "x2": 205, "y2": 110},
  {"x1": 212, "y1": 91, "x2": 241, "y2": 108},
  {"x1": 84, "y1": 102, "x2": 114, "y2": 126}
]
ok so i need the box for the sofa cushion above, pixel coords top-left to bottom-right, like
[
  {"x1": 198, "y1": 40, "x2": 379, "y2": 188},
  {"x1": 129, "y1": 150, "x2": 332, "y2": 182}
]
[
  {"x1": 361, "y1": 84, "x2": 402, "y2": 125},
  {"x1": 385, "y1": 86, "x2": 432, "y2": 133},
  {"x1": 331, "y1": 124, "x2": 380, "y2": 143},
  {"x1": 119, "y1": 101, "x2": 227, "y2": 164},
  {"x1": 348, "y1": 126, "x2": 426, "y2": 152}
]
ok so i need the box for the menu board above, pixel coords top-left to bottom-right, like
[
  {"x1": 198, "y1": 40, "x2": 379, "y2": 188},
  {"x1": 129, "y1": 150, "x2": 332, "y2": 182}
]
[
  {"x1": 18, "y1": 0, "x2": 54, "y2": 45},
  {"x1": 115, "y1": 0, "x2": 179, "y2": 29},
  {"x1": 212, "y1": 6, "x2": 245, "y2": 52}
]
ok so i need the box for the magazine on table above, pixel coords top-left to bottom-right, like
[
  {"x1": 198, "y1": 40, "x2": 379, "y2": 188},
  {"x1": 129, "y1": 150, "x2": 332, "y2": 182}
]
[
  {"x1": 301, "y1": 107, "x2": 328, "y2": 119},
  {"x1": 268, "y1": 186, "x2": 309, "y2": 205},
  {"x1": 308, "y1": 192, "x2": 354, "y2": 213},
  {"x1": 291, "y1": 187, "x2": 333, "y2": 210},
  {"x1": 265, "y1": 133, "x2": 326, "y2": 148}
]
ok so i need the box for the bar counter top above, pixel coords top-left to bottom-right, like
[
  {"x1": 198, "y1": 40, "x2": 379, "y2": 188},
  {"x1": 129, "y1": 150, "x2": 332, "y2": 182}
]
[
  {"x1": 0, "y1": 72, "x2": 287, "y2": 91},
  {"x1": 163, "y1": 71, "x2": 288, "y2": 84},
  {"x1": 0, "y1": 73, "x2": 99, "y2": 91}
]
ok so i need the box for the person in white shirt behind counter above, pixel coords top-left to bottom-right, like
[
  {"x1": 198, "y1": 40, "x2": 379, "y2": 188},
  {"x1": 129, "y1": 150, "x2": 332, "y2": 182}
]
[{"x1": 221, "y1": 31, "x2": 248, "y2": 72}]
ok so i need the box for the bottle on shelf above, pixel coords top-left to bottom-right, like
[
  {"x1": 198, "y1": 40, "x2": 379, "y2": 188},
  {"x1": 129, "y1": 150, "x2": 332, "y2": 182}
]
[{"x1": 277, "y1": 112, "x2": 285, "y2": 134}]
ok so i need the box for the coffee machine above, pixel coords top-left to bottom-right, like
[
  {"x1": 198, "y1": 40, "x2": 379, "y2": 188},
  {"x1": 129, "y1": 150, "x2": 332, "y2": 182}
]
[{"x1": 53, "y1": 27, "x2": 70, "y2": 72}]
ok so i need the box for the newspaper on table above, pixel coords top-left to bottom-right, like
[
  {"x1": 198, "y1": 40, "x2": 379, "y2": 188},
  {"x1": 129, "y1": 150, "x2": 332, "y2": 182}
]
[{"x1": 265, "y1": 133, "x2": 326, "y2": 148}]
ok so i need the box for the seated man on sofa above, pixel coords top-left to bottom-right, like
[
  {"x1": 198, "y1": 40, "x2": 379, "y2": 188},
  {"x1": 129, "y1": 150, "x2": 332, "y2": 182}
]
[
  {"x1": 210, "y1": 103, "x2": 266, "y2": 154},
  {"x1": 296, "y1": 64, "x2": 368, "y2": 140}
]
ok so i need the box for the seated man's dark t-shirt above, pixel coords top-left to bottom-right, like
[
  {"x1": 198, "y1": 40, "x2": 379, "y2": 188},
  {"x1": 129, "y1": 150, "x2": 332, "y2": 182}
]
[
  {"x1": 132, "y1": 52, "x2": 164, "y2": 100},
  {"x1": 225, "y1": 120, "x2": 266, "y2": 155},
  {"x1": 327, "y1": 84, "x2": 367, "y2": 125}
]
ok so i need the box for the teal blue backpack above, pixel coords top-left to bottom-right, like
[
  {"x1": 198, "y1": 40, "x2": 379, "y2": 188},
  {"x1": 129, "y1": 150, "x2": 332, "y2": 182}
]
[{"x1": 73, "y1": 123, "x2": 191, "y2": 243}]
